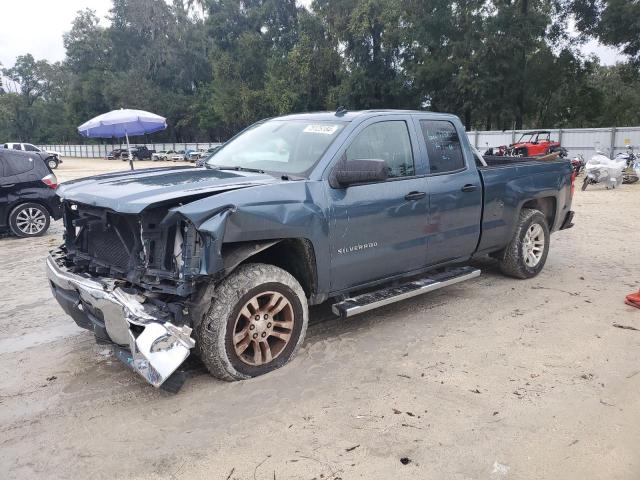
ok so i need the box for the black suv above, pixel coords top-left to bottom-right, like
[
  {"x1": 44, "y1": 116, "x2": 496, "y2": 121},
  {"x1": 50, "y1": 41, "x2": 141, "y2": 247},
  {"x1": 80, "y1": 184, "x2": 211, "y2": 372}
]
[
  {"x1": 129, "y1": 146, "x2": 154, "y2": 160},
  {"x1": 0, "y1": 149, "x2": 62, "y2": 237}
]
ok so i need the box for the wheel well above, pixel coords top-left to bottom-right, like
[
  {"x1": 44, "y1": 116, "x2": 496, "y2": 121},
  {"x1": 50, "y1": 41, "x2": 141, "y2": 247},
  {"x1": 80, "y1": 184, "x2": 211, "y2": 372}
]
[
  {"x1": 522, "y1": 197, "x2": 556, "y2": 228},
  {"x1": 242, "y1": 239, "x2": 318, "y2": 298}
]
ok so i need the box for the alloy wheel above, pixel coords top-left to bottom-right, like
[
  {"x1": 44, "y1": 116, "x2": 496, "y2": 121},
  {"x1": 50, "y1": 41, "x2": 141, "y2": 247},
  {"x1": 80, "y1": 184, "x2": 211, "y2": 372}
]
[
  {"x1": 232, "y1": 291, "x2": 294, "y2": 366},
  {"x1": 522, "y1": 223, "x2": 545, "y2": 267},
  {"x1": 15, "y1": 207, "x2": 47, "y2": 235}
]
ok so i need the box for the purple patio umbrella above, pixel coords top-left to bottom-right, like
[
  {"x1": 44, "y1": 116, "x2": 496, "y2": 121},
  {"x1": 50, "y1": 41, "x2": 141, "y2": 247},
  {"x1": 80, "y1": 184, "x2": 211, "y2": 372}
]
[{"x1": 78, "y1": 108, "x2": 167, "y2": 170}]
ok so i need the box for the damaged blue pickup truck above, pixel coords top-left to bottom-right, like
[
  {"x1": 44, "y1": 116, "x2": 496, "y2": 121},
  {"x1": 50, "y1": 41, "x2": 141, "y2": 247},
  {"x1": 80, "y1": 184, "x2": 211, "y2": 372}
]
[{"x1": 47, "y1": 110, "x2": 575, "y2": 388}]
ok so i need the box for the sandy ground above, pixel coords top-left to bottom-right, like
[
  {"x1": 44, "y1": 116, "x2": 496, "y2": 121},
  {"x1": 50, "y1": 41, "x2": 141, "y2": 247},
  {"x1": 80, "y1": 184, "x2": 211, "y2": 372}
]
[{"x1": 1, "y1": 157, "x2": 639, "y2": 480}]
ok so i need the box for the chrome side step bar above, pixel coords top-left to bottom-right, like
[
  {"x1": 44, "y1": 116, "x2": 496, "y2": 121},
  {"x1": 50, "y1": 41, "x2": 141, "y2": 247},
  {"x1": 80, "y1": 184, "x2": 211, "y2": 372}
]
[{"x1": 331, "y1": 266, "x2": 481, "y2": 318}]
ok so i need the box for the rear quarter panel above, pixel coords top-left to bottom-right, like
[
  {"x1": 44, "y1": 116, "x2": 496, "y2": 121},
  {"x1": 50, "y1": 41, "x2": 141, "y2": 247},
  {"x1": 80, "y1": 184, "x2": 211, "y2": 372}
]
[{"x1": 477, "y1": 160, "x2": 572, "y2": 254}]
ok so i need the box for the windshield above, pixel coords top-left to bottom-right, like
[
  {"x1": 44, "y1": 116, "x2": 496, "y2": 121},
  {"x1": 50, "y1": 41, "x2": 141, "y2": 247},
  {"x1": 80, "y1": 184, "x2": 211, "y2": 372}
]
[
  {"x1": 517, "y1": 133, "x2": 535, "y2": 143},
  {"x1": 207, "y1": 119, "x2": 346, "y2": 174},
  {"x1": 517, "y1": 132, "x2": 549, "y2": 143}
]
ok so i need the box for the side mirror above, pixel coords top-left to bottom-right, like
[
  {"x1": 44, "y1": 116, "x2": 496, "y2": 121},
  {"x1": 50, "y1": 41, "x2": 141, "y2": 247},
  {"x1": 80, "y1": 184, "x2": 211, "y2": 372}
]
[{"x1": 330, "y1": 158, "x2": 388, "y2": 188}]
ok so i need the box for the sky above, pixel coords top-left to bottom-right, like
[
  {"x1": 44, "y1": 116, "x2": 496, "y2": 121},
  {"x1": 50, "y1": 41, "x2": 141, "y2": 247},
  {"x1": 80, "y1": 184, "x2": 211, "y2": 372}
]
[
  {"x1": 0, "y1": 0, "x2": 626, "y2": 70},
  {"x1": 0, "y1": 0, "x2": 112, "y2": 68}
]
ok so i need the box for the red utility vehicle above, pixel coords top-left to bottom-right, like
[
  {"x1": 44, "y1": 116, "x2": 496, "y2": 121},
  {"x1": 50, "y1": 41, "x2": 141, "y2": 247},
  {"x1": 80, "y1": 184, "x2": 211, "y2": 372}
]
[{"x1": 511, "y1": 131, "x2": 561, "y2": 157}]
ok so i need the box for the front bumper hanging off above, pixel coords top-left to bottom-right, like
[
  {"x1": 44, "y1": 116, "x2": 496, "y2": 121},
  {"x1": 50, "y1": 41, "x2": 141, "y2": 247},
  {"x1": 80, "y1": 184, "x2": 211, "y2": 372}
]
[{"x1": 46, "y1": 252, "x2": 195, "y2": 387}]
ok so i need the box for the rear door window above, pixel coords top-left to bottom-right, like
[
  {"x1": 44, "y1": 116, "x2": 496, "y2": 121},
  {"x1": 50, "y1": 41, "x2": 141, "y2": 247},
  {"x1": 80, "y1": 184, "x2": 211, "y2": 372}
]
[
  {"x1": 12, "y1": 144, "x2": 23, "y2": 150},
  {"x1": 3, "y1": 152, "x2": 35, "y2": 175},
  {"x1": 419, "y1": 120, "x2": 466, "y2": 174}
]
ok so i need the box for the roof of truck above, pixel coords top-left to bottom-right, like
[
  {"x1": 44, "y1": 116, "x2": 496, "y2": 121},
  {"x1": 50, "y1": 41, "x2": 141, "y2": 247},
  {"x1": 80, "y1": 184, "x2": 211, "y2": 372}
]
[{"x1": 276, "y1": 109, "x2": 456, "y2": 122}]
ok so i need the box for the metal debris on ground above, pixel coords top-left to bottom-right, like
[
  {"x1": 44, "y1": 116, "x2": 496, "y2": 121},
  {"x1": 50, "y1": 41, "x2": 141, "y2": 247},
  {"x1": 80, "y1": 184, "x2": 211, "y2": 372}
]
[{"x1": 612, "y1": 323, "x2": 639, "y2": 331}]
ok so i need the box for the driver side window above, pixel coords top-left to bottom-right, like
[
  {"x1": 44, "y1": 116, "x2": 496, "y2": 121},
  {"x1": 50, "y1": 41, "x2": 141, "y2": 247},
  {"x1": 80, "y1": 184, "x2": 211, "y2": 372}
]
[{"x1": 346, "y1": 121, "x2": 414, "y2": 178}]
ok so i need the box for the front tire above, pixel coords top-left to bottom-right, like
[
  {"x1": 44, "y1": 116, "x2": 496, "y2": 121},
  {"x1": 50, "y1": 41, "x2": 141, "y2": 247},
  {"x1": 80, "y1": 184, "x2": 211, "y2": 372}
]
[
  {"x1": 47, "y1": 157, "x2": 59, "y2": 169},
  {"x1": 9, "y1": 203, "x2": 51, "y2": 237},
  {"x1": 581, "y1": 178, "x2": 590, "y2": 191},
  {"x1": 498, "y1": 208, "x2": 550, "y2": 279},
  {"x1": 196, "y1": 263, "x2": 308, "y2": 381}
]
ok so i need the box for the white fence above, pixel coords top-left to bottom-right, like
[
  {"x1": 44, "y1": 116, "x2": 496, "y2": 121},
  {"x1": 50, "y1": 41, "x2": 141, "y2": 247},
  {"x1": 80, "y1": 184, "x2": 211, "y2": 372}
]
[
  {"x1": 40, "y1": 126, "x2": 640, "y2": 159},
  {"x1": 38, "y1": 142, "x2": 223, "y2": 158},
  {"x1": 467, "y1": 126, "x2": 640, "y2": 159}
]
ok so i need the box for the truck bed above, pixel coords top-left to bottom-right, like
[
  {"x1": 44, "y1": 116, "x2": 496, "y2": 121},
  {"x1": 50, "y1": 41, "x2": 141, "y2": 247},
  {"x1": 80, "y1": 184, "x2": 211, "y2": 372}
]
[{"x1": 481, "y1": 153, "x2": 560, "y2": 167}]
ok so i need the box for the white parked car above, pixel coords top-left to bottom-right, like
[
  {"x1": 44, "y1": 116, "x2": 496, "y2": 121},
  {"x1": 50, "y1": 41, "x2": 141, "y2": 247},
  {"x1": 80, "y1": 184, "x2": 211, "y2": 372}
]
[
  {"x1": 188, "y1": 149, "x2": 206, "y2": 162},
  {"x1": 151, "y1": 151, "x2": 166, "y2": 161},
  {"x1": 2, "y1": 142, "x2": 63, "y2": 169},
  {"x1": 171, "y1": 150, "x2": 187, "y2": 162}
]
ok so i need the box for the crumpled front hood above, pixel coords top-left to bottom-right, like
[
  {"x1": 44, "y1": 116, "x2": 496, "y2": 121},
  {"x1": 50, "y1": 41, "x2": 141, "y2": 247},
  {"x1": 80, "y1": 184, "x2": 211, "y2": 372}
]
[{"x1": 57, "y1": 166, "x2": 281, "y2": 213}]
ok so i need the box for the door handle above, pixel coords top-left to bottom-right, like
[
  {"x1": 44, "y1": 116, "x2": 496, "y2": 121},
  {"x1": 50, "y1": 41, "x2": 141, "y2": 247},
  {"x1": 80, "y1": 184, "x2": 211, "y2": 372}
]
[
  {"x1": 461, "y1": 184, "x2": 478, "y2": 192},
  {"x1": 405, "y1": 191, "x2": 426, "y2": 201}
]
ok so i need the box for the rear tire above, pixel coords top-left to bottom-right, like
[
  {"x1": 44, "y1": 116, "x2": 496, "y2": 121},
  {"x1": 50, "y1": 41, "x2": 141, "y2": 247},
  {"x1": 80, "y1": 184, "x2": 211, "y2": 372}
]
[
  {"x1": 9, "y1": 203, "x2": 51, "y2": 237},
  {"x1": 498, "y1": 208, "x2": 550, "y2": 279},
  {"x1": 196, "y1": 263, "x2": 308, "y2": 381}
]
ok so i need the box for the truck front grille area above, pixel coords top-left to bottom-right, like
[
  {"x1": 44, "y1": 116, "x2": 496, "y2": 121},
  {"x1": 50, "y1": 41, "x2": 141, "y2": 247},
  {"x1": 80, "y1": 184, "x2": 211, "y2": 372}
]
[
  {"x1": 60, "y1": 202, "x2": 202, "y2": 295},
  {"x1": 63, "y1": 204, "x2": 140, "y2": 275},
  {"x1": 85, "y1": 221, "x2": 133, "y2": 270}
]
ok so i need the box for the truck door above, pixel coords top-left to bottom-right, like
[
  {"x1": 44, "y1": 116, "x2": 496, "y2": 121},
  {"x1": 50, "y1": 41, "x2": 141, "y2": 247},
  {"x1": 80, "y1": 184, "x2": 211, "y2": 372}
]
[
  {"x1": 414, "y1": 118, "x2": 482, "y2": 265},
  {"x1": 326, "y1": 117, "x2": 429, "y2": 292}
]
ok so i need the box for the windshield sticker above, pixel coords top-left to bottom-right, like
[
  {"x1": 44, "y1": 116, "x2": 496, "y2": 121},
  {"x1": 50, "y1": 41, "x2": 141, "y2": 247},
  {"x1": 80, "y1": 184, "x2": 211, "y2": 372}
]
[{"x1": 303, "y1": 124, "x2": 339, "y2": 135}]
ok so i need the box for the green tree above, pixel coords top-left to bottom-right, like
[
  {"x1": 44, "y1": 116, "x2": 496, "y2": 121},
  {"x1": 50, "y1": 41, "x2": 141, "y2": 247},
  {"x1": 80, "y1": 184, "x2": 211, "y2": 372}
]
[
  {"x1": 314, "y1": 0, "x2": 412, "y2": 109},
  {"x1": 573, "y1": 0, "x2": 640, "y2": 63}
]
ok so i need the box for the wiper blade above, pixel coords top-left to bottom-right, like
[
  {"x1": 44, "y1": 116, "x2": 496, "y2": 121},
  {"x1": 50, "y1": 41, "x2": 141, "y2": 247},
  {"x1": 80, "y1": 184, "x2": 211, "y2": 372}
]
[{"x1": 216, "y1": 165, "x2": 265, "y2": 174}]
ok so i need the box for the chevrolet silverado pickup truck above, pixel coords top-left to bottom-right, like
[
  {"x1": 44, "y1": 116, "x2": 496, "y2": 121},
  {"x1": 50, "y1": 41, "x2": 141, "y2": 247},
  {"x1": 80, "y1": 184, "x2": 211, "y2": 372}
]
[{"x1": 46, "y1": 110, "x2": 575, "y2": 389}]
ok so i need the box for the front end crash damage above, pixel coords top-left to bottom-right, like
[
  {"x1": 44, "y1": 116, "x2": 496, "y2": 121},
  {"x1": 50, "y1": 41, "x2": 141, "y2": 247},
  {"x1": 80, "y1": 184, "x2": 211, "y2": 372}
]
[
  {"x1": 49, "y1": 179, "x2": 322, "y2": 389},
  {"x1": 46, "y1": 252, "x2": 195, "y2": 388},
  {"x1": 48, "y1": 200, "x2": 286, "y2": 389}
]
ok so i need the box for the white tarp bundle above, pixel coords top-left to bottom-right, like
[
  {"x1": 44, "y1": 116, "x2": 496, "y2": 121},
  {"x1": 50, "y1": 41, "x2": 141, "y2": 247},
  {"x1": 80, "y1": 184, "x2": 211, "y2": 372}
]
[{"x1": 585, "y1": 153, "x2": 627, "y2": 188}]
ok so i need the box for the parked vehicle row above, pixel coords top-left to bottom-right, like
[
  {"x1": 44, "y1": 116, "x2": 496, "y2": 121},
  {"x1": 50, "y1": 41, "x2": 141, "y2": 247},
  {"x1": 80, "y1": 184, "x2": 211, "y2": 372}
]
[
  {"x1": 149, "y1": 146, "x2": 222, "y2": 163},
  {"x1": 106, "y1": 146, "x2": 155, "y2": 161}
]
